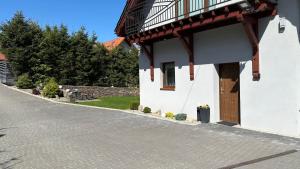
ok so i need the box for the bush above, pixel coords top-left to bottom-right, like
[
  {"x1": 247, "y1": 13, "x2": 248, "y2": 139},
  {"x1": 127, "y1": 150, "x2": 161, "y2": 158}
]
[
  {"x1": 34, "y1": 77, "x2": 52, "y2": 91},
  {"x1": 165, "y1": 112, "x2": 175, "y2": 119},
  {"x1": 143, "y1": 107, "x2": 151, "y2": 114},
  {"x1": 16, "y1": 74, "x2": 34, "y2": 89},
  {"x1": 130, "y1": 102, "x2": 139, "y2": 110},
  {"x1": 175, "y1": 114, "x2": 187, "y2": 121},
  {"x1": 42, "y1": 78, "x2": 59, "y2": 98}
]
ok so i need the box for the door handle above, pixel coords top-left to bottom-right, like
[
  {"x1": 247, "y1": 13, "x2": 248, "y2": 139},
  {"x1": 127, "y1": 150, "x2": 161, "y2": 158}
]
[{"x1": 220, "y1": 88, "x2": 224, "y2": 94}]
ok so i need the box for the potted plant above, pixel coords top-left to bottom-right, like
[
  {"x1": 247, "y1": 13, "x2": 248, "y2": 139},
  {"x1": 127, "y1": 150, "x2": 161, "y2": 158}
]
[
  {"x1": 197, "y1": 104, "x2": 210, "y2": 123},
  {"x1": 175, "y1": 114, "x2": 187, "y2": 121}
]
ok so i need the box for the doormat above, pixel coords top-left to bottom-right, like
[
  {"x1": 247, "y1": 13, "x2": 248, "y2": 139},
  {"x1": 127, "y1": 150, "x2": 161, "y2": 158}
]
[{"x1": 217, "y1": 121, "x2": 237, "y2": 127}]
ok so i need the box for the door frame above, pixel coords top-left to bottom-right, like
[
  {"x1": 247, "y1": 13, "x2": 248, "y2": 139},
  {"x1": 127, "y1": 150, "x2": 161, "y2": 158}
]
[{"x1": 218, "y1": 62, "x2": 241, "y2": 125}]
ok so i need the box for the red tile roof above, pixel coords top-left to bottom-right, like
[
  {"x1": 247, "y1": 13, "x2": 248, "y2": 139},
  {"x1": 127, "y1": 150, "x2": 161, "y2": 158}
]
[
  {"x1": 103, "y1": 37, "x2": 125, "y2": 50},
  {"x1": 0, "y1": 52, "x2": 7, "y2": 61}
]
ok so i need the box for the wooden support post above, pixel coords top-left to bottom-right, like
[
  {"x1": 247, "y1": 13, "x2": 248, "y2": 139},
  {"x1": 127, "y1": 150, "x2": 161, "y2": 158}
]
[
  {"x1": 140, "y1": 43, "x2": 154, "y2": 81},
  {"x1": 204, "y1": 0, "x2": 209, "y2": 12},
  {"x1": 175, "y1": 0, "x2": 179, "y2": 20},
  {"x1": 184, "y1": 0, "x2": 190, "y2": 18},
  {"x1": 189, "y1": 34, "x2": 195, "y2": 81},
  {"x1": 240, "y1": 16, "x2": 260, "y2": 80},
  {"x1": 174, "y1": 32, "x2": 194, "y2": 81}
]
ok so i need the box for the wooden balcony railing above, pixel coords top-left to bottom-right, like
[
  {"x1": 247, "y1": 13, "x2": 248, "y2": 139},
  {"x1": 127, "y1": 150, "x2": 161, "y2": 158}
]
[{"x1": 125, "y1": 0, "x2": 248, "y2": 36}]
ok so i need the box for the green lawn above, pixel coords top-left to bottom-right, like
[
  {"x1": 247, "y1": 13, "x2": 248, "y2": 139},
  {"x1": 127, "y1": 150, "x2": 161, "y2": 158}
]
[{"x1": 78, "y1": 96, "x2": 140, "y2": 110}]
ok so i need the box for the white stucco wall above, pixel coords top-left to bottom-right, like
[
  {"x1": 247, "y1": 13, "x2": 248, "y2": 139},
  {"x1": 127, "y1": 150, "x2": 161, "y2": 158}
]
[
  {"x1": 139, "y1": 0, "x2": 300, "y2": 137},
  {"x1": 240, "y1": 0, "x2": 300, "y2": 137},
  {"x1": 140, "y1": 23, "x2": 251, "y2": 122},
  {"x1": 140, "y1": 38, "x2": 215, "y2": 120}
]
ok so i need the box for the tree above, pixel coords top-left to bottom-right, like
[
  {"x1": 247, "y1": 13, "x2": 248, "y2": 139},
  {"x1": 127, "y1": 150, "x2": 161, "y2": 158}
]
[
  {"x1": 59, "y1": 51, "x2": 77, "y2": 85},
  {"x1": 0, "y1": 11, "x2": 42, "y2": 77},
  {"x1": 0, "y1": 12, "x2": 140, "y2": 87},
  {"x1": 106, "y1": 47, "x2": 127, "y2": 87},
  {"x1": 90, "y1": 43, "x2": 110, "y2": 86},
  {"x1": 70, "y1": 27, "x2": 95, "y2": 85},
  {"x1": 106, "y1": 46, "x2": 139, "y2": 87},
  {"x1": 125, "y1": 47, "x2": 139, "y2": 87},
  {"x1": 35, "y1": 25, "x2": 70, "y2": 84}
]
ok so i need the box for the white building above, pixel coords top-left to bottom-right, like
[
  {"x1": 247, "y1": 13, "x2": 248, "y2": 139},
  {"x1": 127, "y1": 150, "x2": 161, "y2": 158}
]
[{"x1": 116, "y1": 0, "x2": 300, "y2": 137}]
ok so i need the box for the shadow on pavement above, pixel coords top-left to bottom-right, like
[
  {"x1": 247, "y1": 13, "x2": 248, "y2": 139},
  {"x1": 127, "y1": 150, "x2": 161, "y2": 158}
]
[
  {"x1": 0, "y1": 128, "x2": 23, "y2": 169},
  {"x1": 0, "y1": 156, "x2": 23, "y2": 169},
  {"x1": 218, "y1": 150, "x2": 298, "y2": 169}
]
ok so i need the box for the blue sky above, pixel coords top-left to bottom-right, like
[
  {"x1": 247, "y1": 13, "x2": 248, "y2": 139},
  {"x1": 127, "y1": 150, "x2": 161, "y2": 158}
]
[{"x1": 0, "y1": 0, "x2": 126, "y2": 42}]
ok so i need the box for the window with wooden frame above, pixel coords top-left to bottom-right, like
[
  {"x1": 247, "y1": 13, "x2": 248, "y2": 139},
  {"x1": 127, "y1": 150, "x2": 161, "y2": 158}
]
[{"x1": 161, "y1": 62, "x2": 175, "y2": 90}]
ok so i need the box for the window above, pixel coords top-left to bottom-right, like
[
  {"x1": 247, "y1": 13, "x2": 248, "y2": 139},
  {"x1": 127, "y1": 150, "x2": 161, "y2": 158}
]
[{"x1": 161, "y1": 62, "x2": 175, "y2": 90}]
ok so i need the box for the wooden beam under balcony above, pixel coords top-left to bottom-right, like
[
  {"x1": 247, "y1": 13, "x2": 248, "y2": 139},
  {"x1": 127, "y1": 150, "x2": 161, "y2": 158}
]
[
  {"x1": 174, "y1": 32, "x2": 194, "y2": 81},
  {"x1": 140, "y1": 43, "x2": 154, "y2": 81},
  {"x1": 204, "y1": 0, "x2": 209, "y2": 12},
  {"x1": 239, "y1": 15, "x2": 260, "y2": 80},
  {"x1": 184, "y1": 0, "x2": 190, "y2": 18}
]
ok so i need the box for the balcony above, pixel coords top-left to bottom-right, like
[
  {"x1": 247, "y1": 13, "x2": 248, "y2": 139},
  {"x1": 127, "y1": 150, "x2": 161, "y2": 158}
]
[{"x1": 124, "y1": 0, "x2": 276, "y2": 39}]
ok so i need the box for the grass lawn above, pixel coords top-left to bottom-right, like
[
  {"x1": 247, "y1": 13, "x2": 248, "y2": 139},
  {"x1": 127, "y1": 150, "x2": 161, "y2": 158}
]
[{"x1": 78, "y1": 96, "x2": 140, "y2": 110}]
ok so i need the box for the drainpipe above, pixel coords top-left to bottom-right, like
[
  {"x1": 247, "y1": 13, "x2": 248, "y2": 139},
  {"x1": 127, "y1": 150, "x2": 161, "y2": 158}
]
[
  {"x1": 298, "y1": 45, "x2": 300, "y2": 137},
  {"x1": 297, "y1": 0, "x2": 300, "y2": 137}
]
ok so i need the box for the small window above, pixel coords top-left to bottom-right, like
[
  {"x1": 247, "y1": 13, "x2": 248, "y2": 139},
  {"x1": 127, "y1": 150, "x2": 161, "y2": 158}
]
[{"x1": 161, "y1": 62, "x2": 175, "y2": 90}]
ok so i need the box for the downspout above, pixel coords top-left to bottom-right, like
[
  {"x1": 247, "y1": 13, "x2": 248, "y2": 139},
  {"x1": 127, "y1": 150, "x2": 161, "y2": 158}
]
[{"x1": 297, "y1": 0, "x2": 300, "y2": 136}]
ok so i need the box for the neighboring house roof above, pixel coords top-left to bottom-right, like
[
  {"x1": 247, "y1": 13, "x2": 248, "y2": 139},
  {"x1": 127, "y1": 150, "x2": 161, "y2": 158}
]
[
  {"x1": 0, "y1": 53, "x2": 7, "y2": 61},
  {"x1": 103, "y1": 37, "x2": 126, "y2": 50}
]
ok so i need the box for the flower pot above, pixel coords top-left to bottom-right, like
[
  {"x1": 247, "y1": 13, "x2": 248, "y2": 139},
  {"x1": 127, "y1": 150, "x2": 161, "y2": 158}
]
[
  {"x1": 197, "y1": 108, "x2": 210, "y2": 123},
  {"x1": 175, "y1": 114, "x2": 187, "y2": 121}
]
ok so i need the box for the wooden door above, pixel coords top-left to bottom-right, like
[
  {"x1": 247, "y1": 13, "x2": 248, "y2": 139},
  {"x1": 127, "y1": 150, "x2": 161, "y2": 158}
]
[{"x1": 219, "y1": 63, "x2": 240, "y2": 124}]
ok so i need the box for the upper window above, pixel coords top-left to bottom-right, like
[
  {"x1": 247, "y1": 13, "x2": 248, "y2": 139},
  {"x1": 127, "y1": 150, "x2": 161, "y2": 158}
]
[{"x1": 161, "y1": 62, "x2": 175, "y2": 90}]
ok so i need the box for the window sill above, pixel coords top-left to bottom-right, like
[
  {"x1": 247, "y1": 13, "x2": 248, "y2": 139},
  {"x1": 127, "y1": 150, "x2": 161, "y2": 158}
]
[{"x1": 160, "y1": 87, "x2": 175, "y2": 91}]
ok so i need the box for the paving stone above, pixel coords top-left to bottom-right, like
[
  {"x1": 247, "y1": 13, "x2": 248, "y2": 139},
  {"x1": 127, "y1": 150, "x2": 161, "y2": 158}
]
[{"x1": 0, "y1": 84, "x2": 300, "y2": 169}]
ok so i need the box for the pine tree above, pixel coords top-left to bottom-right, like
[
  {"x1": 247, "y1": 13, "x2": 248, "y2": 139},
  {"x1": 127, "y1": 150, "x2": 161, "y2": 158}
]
[
  {"x1": 90, "y1": 43, "x2": 110, "y2": 86},
  {"x1": 125, "y1": 47, "x2": 139, "y2": 87},
  {"x1": 0, "y1": 12, "x2": 140, "y2": 87},
  {"x1": 0, "y1": 11, "x2": 43, "y2": 77},
  {"x1": 35, "y1": 25, "x2": 70, "y2": 84},
  {"x1": 107, "y1": 47, "x2": 128, "y2": 87},
  {"x1": 69, "y1": 27, "x2": 94, "y2": 85}
]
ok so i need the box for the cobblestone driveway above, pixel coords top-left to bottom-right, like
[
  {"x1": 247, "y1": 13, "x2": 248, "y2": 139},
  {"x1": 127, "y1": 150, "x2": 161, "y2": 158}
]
[{"x1": 0, "y1": 84, "x2": 300, "y2": 169}]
